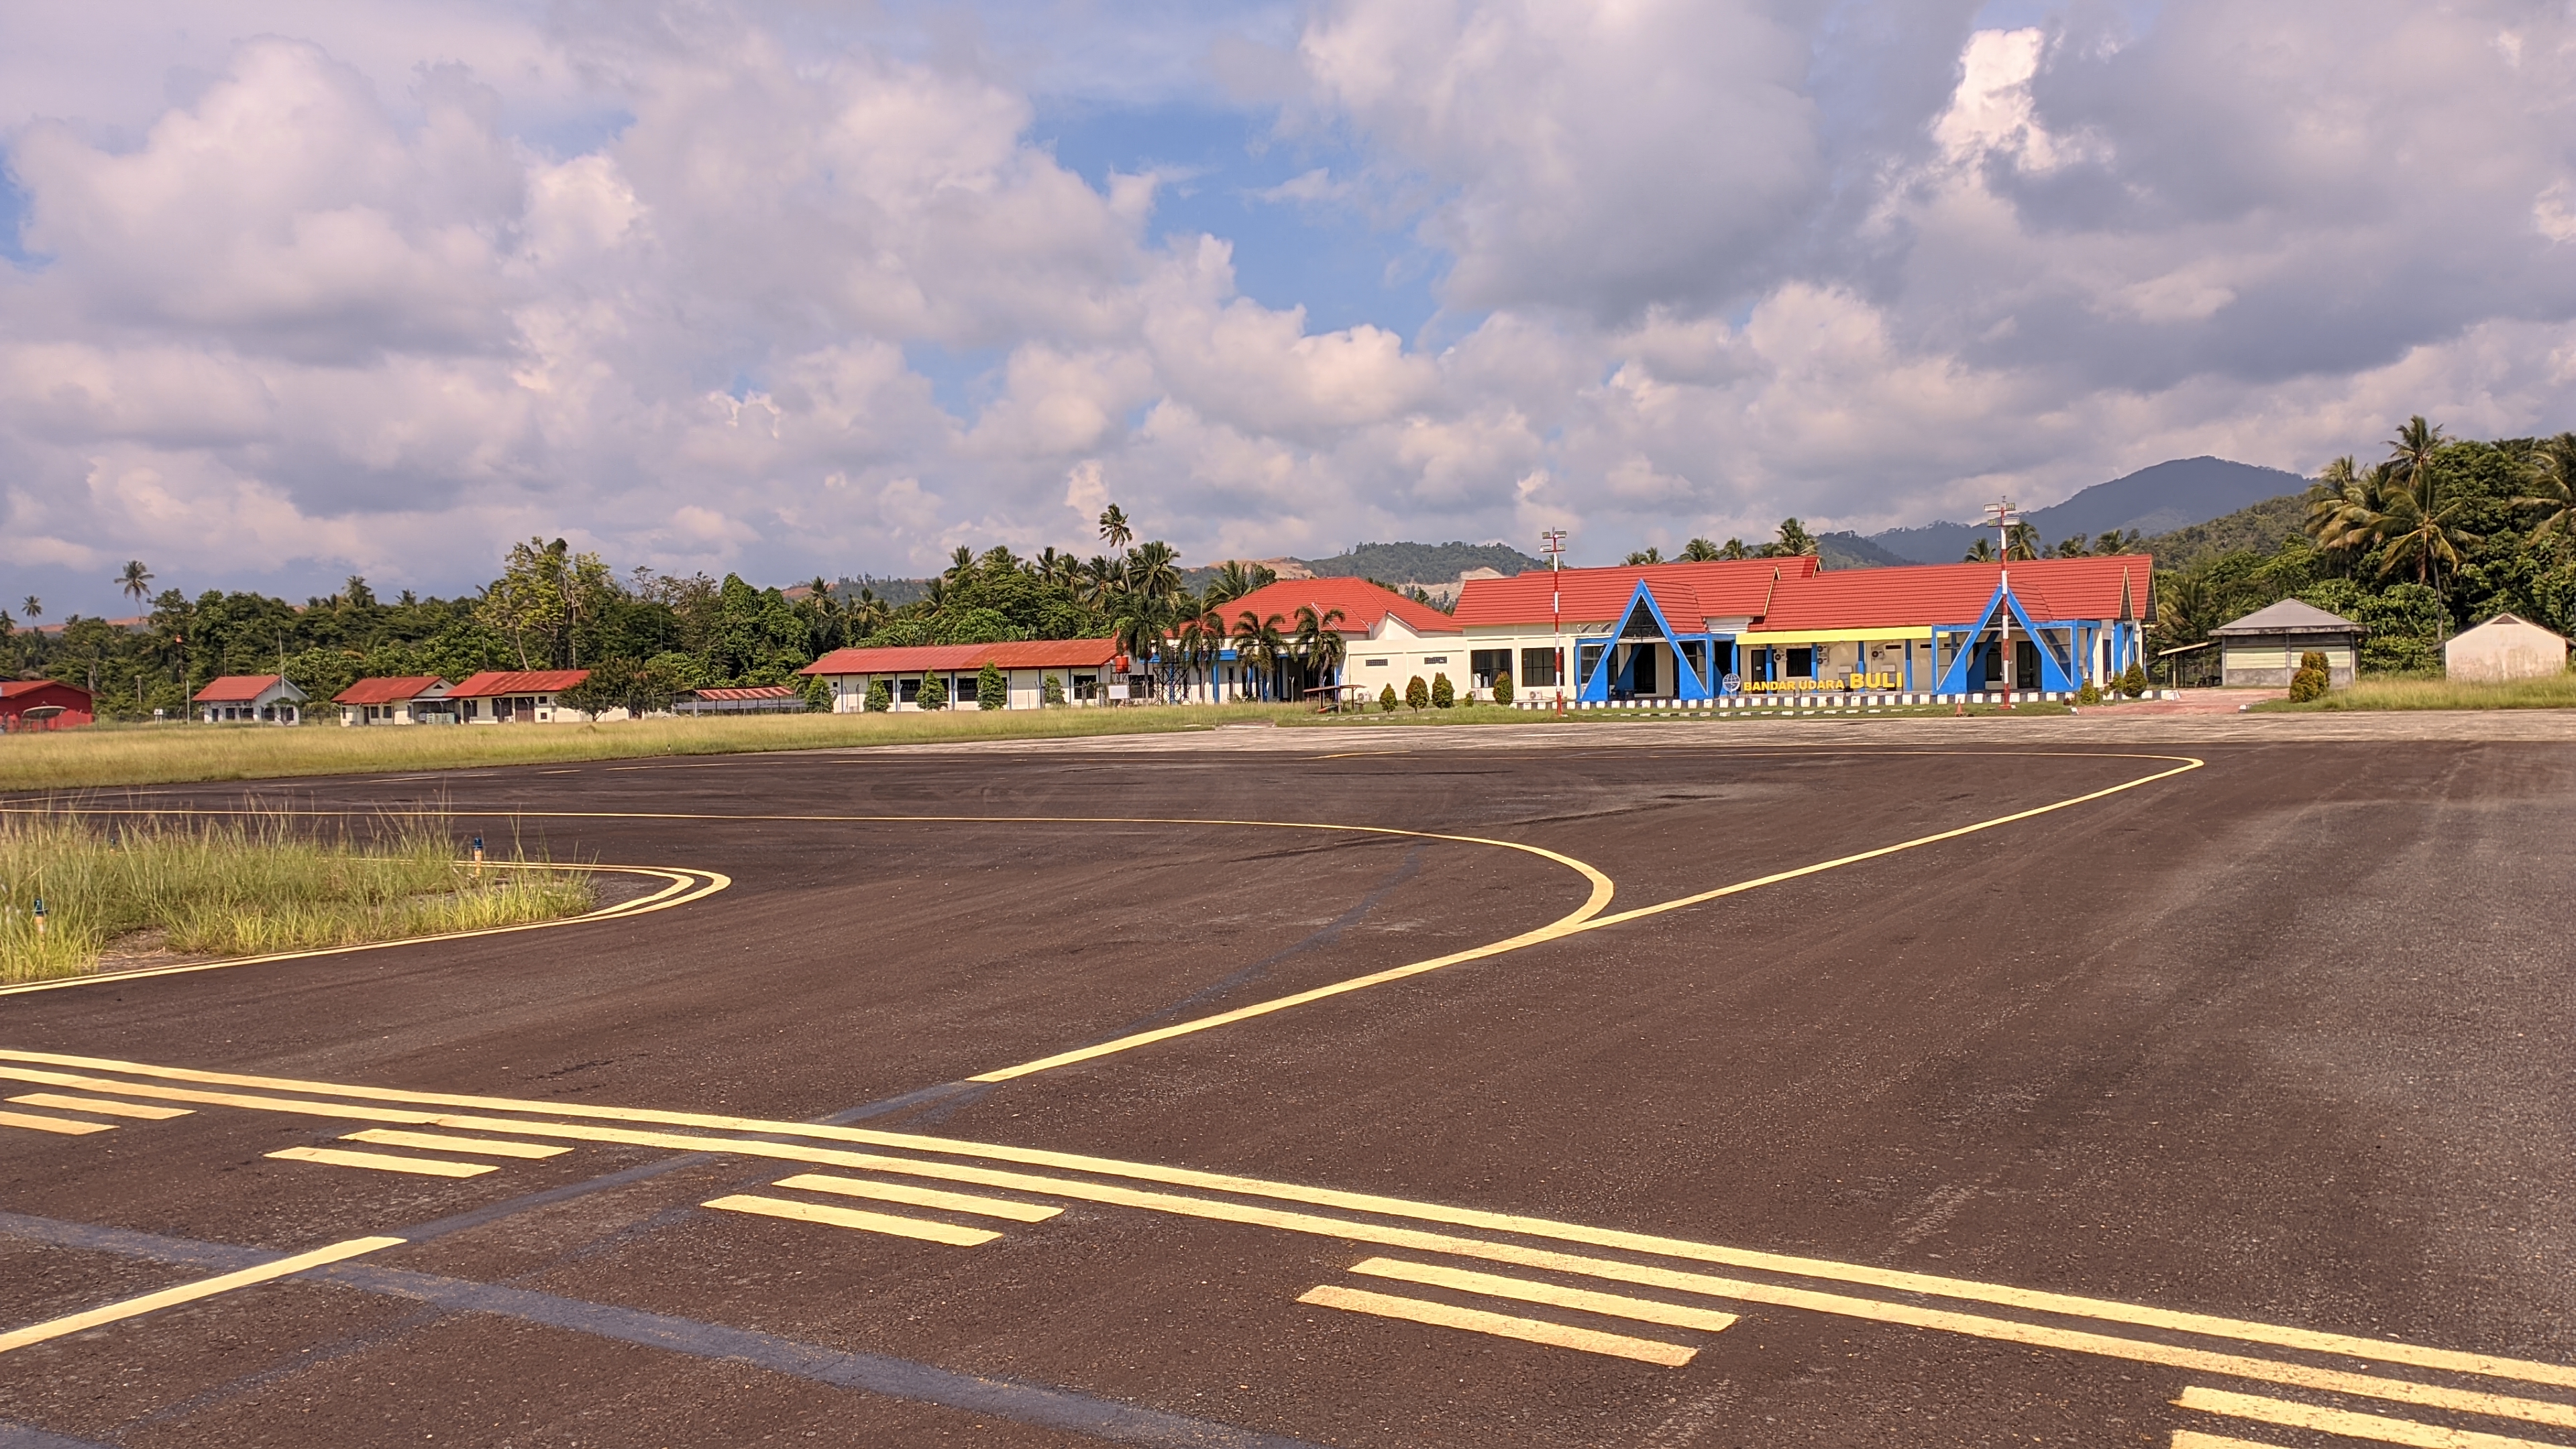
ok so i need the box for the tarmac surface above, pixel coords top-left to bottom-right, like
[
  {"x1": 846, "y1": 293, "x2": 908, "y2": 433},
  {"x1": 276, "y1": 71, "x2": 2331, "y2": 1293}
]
[{"x1": 2, "y1": 722, "x2": 2573, "y2": 1447}]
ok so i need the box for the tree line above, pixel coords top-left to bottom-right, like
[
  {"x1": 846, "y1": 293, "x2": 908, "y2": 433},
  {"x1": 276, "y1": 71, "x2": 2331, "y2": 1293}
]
[{"x1": 2149, "y1": 418, "x2": 2576, "y2": 676}]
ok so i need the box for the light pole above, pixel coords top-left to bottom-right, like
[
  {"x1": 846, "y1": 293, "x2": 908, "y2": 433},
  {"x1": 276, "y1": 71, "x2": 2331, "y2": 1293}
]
[
  {"x1": 1984, "y1": 497, "x2": 2016, "y2": 694},
  {"x1": 1540, "y1": 529, "x2": 1568, "y2": 716}
]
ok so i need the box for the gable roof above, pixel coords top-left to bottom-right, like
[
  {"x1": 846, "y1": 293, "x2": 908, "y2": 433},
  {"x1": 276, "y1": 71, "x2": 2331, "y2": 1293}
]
[
  {"x1": 690, "y1": 685, "x2": 803, "y2": 700},
  {"x1": 2452, "y1": 611, "x2": 2567, "y2": 642},
  {"x1": 0, "y1": 680, "x2": 89, "y2": 702},
  {"x1": 333, "y1": 676, "x2": 449, "y2": 706},
  {"x1": 193, "y1": 674, "x2": 302, "y2": 703},
  {"x1": 1212, "y1": 577, "x2": 1460, "y2": 635},
  {"x1": 1755, "y1": 555, "x2": 2151, "y2": 633},
  {"x1": 801, "y1": 637, "x2": 1124, "y2": 676},
  {"x1": 448, "y1": 669, "x2": 590, "y2": 698},
  {"x1": 1452, "y1": 557, "x2": 1821, "y2": 629},
  {"x1": 2210, "y1": 598, "x2": 2360, "y2": 636}
]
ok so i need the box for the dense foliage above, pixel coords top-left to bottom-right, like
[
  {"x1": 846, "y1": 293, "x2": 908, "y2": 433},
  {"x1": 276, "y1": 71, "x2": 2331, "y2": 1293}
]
[
  {"x1": 0, "y1": 504, "x2": 1244, "y2": 718},
  {"x1": 2147, "y1": 420, "x2": 2576, "y2": 678}
]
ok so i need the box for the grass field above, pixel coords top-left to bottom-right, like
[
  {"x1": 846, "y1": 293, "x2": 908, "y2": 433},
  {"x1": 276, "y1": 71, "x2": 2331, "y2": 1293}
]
[
  {"x1": 2257, "y1": 674, "x2": 2576, "y2": 711},
  {"x1": 0, "y1": 705, "x2": 1309, "y2": 792},
  {"x1": 0, "y1": 808, "x2": 590, "y2": 983}
]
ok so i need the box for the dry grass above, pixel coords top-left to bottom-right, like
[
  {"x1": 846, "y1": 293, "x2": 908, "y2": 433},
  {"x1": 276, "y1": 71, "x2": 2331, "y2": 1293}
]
[
  {"x1": 0, "y1": 705, "x2": 1308, "y2": 792},
  {"x1": 2256, "y1": 673, "x2": 2576, "y2": 712},
  {"x1": 0, "y1": 808, "x2": 590, "y2": 983}
]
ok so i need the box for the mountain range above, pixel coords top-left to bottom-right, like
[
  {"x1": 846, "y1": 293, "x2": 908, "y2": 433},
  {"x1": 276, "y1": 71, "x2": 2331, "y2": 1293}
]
[{"x1": 1837, "y1": 457, "x2": 2308, "y2": 566}]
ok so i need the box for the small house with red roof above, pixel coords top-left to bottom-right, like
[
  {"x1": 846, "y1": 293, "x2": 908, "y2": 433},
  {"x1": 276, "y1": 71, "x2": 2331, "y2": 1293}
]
[
  {"x1": 447, "y1": 669, "x2": 590, "y2": 724},
  {"x1": 1450, "y1": 554, "x2": 2153, "y2": 703},
  {"x1": 800, "y1": 639, "x2": 1126, "y2": 711},
  {"x1": 0, "y1": 680, "x2": 93, "y2": 732},
  {"x1": 331, "y1": 676, "x2": 453, "y2": 726},
  {"x1": 193, "y1": 675, "x2": 307, "y2": 724}
]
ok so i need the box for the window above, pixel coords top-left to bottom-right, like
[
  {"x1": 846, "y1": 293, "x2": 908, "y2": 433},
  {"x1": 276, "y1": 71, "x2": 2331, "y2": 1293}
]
[
  {"x1": 957, "y1": 676, "x2": 978, "y2": 702},
  {"x1": 1788, "y1": 647, "x2": 1815, "y2": 678},
  {"x1": 1576, "y1": 641, "x2": 1606, "y2": 684},
  {"x1": 1678, "y1": 640, "x2": 1707, "y2": 683},
  {"x1": 1469, "y1": 649, "x2": 1511, "y2": 685},
  {"x1": 898, "y1": 678, "x2": 920, "y2": 702},
  {"x1": 1519, "y1": 647, "x2": 1560, "y2": 687}
]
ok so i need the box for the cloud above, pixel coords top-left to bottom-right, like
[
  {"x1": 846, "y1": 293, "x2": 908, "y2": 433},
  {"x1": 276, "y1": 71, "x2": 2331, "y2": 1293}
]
[{"x1": 4, "y1": 0, "x2": 2576, "y2": 612}]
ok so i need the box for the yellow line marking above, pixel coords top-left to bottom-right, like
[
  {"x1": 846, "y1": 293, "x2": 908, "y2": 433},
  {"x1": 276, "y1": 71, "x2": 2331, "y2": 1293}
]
[
  {"x1": 2175, "y1": 1386, "x2": 2574, "y2": 1448},
  {"x1": 702, "y1": 1193, "x2": 1000, "y2": 1246},
  {"x1": 0, "y1": 1236, "x2": 402, "y2": 1354},
  {"x1": 971, "y1": 755, "x2": 2197, "y2": 1079},
  {"x1": 16, "y1": 1049, "x2": 2576, "y2": 1399},
  {"x1": 773, "y1": 1173, "x2": 1062, "y2": 1222},
  {"x1": 0, "y1": 1108, "x2": 113, "y2": 1136},
  {"x1": 8, "y1": 1093, "x2": 190, "y2": 1120},
  {"x1": 1349, "y1": 1257, "x2": 1739, "y2": 1334},
  {"x1": 2171, "y1": 1434, "x2": 2286, "y2": 1449},
  {"x1": 1298, "y1": 1283, "x2": 1695, "y2": 1366},
  {"x1": 0, "y1": 863, "x2": 729, "y2": 998},
  {"x1": 265, "y1": 1146, "x2": 498, "y2": 1178},
  {"x1": 341, "y1": 1128, "x2": 570, "y2": 1159}
]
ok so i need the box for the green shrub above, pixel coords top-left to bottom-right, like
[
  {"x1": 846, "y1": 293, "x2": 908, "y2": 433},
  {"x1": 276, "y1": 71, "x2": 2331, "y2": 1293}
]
[
  {"x1": 2076, "y1": 680, "x2": 2102, "y2": 706},
  {"x1": 918, "y1": 674, "x2": 948, "y2": 710},
  {"x1": 1041, "y1": 674, "x2": 1066, "y2": 707},
  {"x1": 1379, "y1": 684, "x2": 1399, "y2": 712},
  {"x1": 1431, "y1": 672, "x2": 1455, "y2": 708},
  {"x1": 977, "y1": 661, "x2": 1006, "y2": 710},
  {"x1": 1491, "y1": 670, "x2": 1513, "y2": 705},
  {"x1": 2299, "y1": 651, "x2": 2328, "y2": 675},
  {"x1": 1405, "y1": 675, "x2": 1430, "y2": 711},
  {"x1": 2119, "y1": 661, "x2": 2148, "y2": 698},
  {"x1": 2288, "y1": 666, "x2": 2329, "y2": 703},
  {"x1": 863, "y1": 679, "x2": 891, "y2": 712}
]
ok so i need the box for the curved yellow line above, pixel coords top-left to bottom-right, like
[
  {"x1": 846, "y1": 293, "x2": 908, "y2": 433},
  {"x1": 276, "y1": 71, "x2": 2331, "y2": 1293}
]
[{"x1": 0, "y1": 863, "x2": 731, "y2": 998}]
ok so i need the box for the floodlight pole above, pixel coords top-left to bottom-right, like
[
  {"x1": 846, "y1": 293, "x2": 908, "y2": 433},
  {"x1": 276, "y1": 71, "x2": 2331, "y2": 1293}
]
[
  {"x1": 1984, "y1": 497, "x2": 2017, "y2": 694},
  {"x1": 1541, "y1": 529, "x2": 1568, "y2": 717}
]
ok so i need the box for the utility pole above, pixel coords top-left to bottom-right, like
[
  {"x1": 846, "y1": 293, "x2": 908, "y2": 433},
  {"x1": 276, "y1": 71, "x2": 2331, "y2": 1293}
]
[
  {"x1": 1984, "y1": 498, "x2": 2016, "y2": 694},
  {"x1": 1540, "y1": 529, "x2": 1568, "y2": 717}
]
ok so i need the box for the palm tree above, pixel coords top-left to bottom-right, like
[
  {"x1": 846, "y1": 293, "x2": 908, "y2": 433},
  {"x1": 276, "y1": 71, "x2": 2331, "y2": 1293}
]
[
  {"x1": 2004, "y1": 522, "x2": 2041, "y2": 560},
  {"x1": 1623, "y1": 546, "x2": 1665, "y2": 566},
  {"x1": 2372, "y1": 466, "x2": 2477, "y2": 588},
  {"x1": 1097, "y1": 503, "x2": 1133, "y2": 553},
  {"x1": 2050, "y1": 534, "x2": 2092, "y2": 558},
  {"x1": 1719, "y1": 538, "x2": 1750, "y2": 560},
  {"x1": 945, "y1": 545, "x2": 977, "y2": 584},
  {"x1": 1111, "y1": 592, "x2": 1170, "y2": 698},
  {"x1": 2305, "y1": 455, "x2": 2385, "y2": 555},
  {"x1": 1292, "y1": 604, "x2": 1349, "y2": 707},
  {"x1": 1963, "y1": 539, "x2": 1998, "y2": 563},
  {"x1": 1128, "y1": 539, "x2": 1183, "y2": 600},
  {"x1": 1205, "y1": 559, "x2": 1263, "y2": 608},
  {"x1": 1231, "y1": 608, "x2": 1287, "y2": 700},
  {"x1": 117, "y1": 560, "x2": 155, "y2": 610},
  {"x1": 1079, "y1": 555, "x2": 1123, "y2": 608},
  {"x1": 2387, "y1": 415, "x2": 2447, "y2": 492},
  {"x1": 1031, "y1": 546, "x2": 1069, "y2": 584},
  {"x1": 2514, "y1": 431, "x2": 2576, "y2": 545},
  {"x1": 19, "y1": 595, "x2": 40, "y2": 623},
  {"x1": 1680, "y1": 537, "x2": 1722, "y2": 561}
]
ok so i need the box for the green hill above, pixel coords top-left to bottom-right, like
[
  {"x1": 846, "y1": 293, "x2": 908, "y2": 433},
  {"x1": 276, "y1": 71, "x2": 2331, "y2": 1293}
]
[
  {"x1": 1299, "y1": 541, "x2": 1550, "y2": 582},
  {"x1": 2137, "y1": 492, "x2": 2310, "y2": 572}
]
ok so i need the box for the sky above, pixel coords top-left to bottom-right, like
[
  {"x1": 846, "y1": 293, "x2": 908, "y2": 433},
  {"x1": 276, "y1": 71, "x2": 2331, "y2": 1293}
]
[{"x1": 5, "y1": 0, "x2": 2576, "y2": 614}]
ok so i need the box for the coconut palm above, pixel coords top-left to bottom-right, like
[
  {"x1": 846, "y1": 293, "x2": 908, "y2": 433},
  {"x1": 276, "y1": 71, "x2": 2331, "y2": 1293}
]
[
  {"x1": 1110, "y1": 592, "x2": 1169, "y2": 696},
  {"x1": 1231, "y1": 608, "x2": 1287, "y2": 700},
  {"x1": 2371, "y1": 466, "x2": 2477, "y2": 587},
  {"x1": 2004, "y1": 522, "x2": 2041, "y2": 560},
  {"x1": 1292, "y1": 604, "x2": 1349, "y2": 706},
  {"x1": 944, "y1": 545, "x2": 977, "y2": 584},
  {"x1": 117, "y1": 560, "x2": 155, "y2": 609},
  {"x1": 1078, "y1": 554, "x2": 1123, "y2": 608},
  {"x1": 1128, "y1": 539, "x2": 1183, "y2": 600},
  {"x1": 2514, "y1": 431, "x2": 2576, "y2": 545},
  {"x1": 1205, "y1": 559, "x2": 1266, "y2": 608},
  {"x1": 1097, "y1": 504, "x2": 1133, "y2": 553},
  {"x1": 1623, "y1": 547, "x2": 1665, "y2": 566},
  {"x1": 2305, "y1": 455, "x2": 2387, "y2": 555},
  {"x1": 1680, "y1": 537, "x2": 1722, "y2": 561},
  {"x1": 1962, "y1": 539, "x2": 1998, "y2": 563},
  {"x1": 2386, "y1": 415, "x2": 2447, "y2": 492},
  {"x1": 19, "y1": 596, "x2": 40, "y2": 622}
]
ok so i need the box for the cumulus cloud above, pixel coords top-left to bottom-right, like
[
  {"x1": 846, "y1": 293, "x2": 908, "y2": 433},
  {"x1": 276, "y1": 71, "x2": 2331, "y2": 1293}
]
[{"x1": 3, "y1": 0, "x2": 2575, "y2": 610}]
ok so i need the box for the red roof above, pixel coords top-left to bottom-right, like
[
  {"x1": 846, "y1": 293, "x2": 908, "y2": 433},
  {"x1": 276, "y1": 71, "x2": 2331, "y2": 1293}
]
[
  {"x1": 333, "y1": 676, "x2": 448, "y2": 706},
  {"x1": 448, "y1": 669, "x2": 590, "y2": 698},
  {"x1": 1, "y1": 680, "x2": 90, "y2": 702},
  {"x1": 801, "y1": 637, "x2": 1124, "y2": 676},
  {"x1": 1212, "y1": 577, "x2": 1460, "y2": 635},
  {"x1": 193, "y1": 674, "x2": 288, "y2": 703},
  {"x1": 1452, "y1": 557, "x2": 1821, "y2": 628},
  {"x1": 1755, "y1": 555, "x2": 2151, "y2": 632},
  {"x1": 691, "y1": 685, "x2": 802, "y2": 700}
]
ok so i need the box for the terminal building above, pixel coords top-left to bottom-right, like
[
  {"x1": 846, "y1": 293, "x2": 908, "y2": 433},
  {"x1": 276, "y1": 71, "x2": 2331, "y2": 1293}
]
[{"x1": 1447, "y1": 553, "x2": 2153, "y2": 702}]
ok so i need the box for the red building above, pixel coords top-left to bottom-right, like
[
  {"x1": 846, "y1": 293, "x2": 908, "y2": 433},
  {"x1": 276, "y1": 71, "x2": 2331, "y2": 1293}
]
[{"x1": 0, "y1": 680, "x2": 95, "y2": 732}]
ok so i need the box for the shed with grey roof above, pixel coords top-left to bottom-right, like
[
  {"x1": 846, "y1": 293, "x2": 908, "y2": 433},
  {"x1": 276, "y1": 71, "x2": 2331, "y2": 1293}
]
[{"x1": 2209, "y1": 599, "x2": 2363, "y2": 686}]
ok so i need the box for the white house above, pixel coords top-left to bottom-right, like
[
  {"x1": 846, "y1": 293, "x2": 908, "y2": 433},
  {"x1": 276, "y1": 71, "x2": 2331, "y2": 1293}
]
[
  {"x1": 2445, "y1": 612, "x2": 2569, "y2": 682},
  {"x1": 332, "y1": 676, "x2": 453, "y2": 725},
  {"x1": 800, "y1": 639, "x2": 1129, "y2": 711},
  {"x1": 193, "y1": 674, "x2": 307, "y2": 724},
  {"x1": 448, "y1": 669, "x2": 591, "y2": 723}
]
